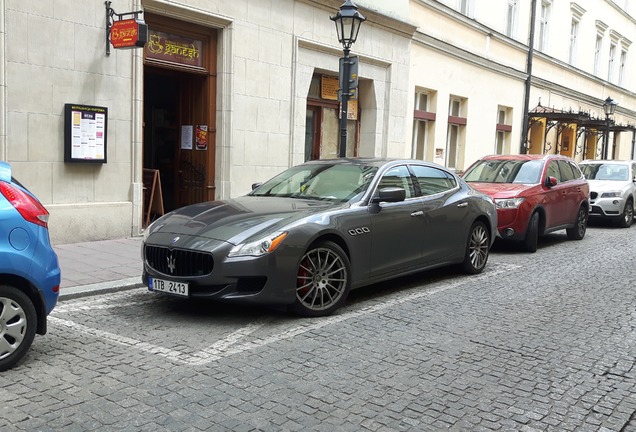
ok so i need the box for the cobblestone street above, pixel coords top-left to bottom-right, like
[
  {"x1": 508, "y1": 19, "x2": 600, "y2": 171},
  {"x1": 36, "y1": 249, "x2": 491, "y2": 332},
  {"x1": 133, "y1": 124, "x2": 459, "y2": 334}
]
[{"x1": 2, "y1": 224, "x2": 636, "y2": 431}]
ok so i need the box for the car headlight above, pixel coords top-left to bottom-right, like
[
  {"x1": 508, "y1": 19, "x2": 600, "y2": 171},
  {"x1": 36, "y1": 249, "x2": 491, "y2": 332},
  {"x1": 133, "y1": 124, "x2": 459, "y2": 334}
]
[
  {"x1": 495, "y1": 198, "x2": 525, "y2": 209},
  {"x1": 601, "y1": 191, "x2": 621, "y2": 198},
  {"x1": 228, "y1": 232, "x2": 288, "y2": 257}
]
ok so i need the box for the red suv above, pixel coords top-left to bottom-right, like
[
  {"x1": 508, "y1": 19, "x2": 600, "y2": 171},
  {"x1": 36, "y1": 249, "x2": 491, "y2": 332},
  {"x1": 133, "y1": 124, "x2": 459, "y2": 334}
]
[{"x1": 462, "y1": 154, "x2": 589, "y2": 252}]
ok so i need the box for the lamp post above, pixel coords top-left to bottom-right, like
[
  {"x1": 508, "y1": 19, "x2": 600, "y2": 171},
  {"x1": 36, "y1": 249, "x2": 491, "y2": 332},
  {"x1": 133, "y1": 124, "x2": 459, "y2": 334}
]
[
  {"x1": 602, "y1": 96, "x2": 618, "y2": 160},
  {"x1": 331, "y1": 0, "x2": 365, "y2": 158}
]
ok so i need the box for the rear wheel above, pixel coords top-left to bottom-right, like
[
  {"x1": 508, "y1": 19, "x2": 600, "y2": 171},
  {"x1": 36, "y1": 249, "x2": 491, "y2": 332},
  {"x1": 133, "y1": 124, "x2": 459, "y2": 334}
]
[
  {"x1": 617, "y1": 199, "x2": 634, "y2": 228},
  {"x1": 522, "y1": 212, "x2": 539, "y2": 253},
  {"x1": 566, "y1": 206, "x2": 587, "y2": 240},
  {"x1": 462, "y1": 221, "x2": 489, "y2": 274},
  {"x1": 0, "y1": 285, "x2": 37, "y2": 371},
  {"x1": 291, "y1": 241, "x2": 351, "y2": 317}
]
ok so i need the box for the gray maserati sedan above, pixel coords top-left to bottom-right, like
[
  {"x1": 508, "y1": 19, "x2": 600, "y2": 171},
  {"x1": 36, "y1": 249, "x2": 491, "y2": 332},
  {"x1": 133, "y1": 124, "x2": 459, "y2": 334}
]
[{"x1": 142, "y1": 158, "x2": 497, "y2": 317}]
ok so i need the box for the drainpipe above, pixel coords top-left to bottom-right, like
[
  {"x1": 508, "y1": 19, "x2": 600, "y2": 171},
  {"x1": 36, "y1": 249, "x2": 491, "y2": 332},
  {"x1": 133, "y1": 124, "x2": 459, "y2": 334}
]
[{"x1": 520, "y1": 0, "x2": 537, "y2": 154}]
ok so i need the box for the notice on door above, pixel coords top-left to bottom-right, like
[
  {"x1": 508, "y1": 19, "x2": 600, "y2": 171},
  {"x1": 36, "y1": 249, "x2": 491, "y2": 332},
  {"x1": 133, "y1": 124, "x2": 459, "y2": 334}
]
[
  {"x1": 196, "y1": 125, "x2": 208, "y2": 150},
  {"x1": 64, "y1": 104, "x2": 108, "y2": 163},
  {"x1": 181, "y1": 125, "x2": 193, "y2": 150}
]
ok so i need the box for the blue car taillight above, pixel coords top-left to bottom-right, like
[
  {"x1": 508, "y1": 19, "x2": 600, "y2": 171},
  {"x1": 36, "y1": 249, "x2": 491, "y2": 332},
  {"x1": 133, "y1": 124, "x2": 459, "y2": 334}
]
[{"x1": 0, "y1": 181, "x2": 50, "y2": 228}]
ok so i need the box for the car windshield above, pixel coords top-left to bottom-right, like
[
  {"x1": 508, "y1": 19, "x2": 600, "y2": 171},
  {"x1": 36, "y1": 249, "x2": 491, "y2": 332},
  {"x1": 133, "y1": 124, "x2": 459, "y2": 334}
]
[
  {"x1": 581, "y1": 163, "x2": 629, "y2": 181},
  {"x1": 463, "y1": 159, "x2": 543, "y2": 184},
  {"x1": 249, "y1": 163, "x2": 379, "y2": 202}
]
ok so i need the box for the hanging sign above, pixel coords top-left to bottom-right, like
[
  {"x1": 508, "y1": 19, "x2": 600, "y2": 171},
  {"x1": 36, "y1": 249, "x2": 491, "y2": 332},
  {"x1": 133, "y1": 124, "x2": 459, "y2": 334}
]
[{"x1": 110, "y1": 18, "x2": 148, "y2": 49}]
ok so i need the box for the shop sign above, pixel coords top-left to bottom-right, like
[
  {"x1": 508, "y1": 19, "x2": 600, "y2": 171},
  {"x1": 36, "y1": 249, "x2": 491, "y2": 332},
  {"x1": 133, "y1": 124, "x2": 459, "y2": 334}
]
[
  {"x1": 145, "y1": 30, "x2": 203, "y2": 68},
  {"x1": 110, "y1": 18, "x2": 148, "y2": 49}
]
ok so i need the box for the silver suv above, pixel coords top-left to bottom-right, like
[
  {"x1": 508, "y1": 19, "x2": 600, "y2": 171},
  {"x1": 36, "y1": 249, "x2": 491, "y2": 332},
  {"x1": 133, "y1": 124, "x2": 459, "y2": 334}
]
[{"x1": 579, "y1": 160, "x2": 636, "y2": 228}]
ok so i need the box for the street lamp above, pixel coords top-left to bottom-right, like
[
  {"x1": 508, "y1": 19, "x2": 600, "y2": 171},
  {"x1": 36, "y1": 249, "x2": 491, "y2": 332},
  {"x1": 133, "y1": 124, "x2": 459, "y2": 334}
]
[
  {"x1": 331, "y1": 0, "x2": 365, "y2": 157},
  {"x1": 602, "y1": 96, "x2": 618, "y2": 159}
]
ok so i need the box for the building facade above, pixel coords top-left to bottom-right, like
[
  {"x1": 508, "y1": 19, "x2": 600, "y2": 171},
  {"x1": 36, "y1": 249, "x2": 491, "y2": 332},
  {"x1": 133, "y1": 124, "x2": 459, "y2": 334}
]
[
  {"x1": 0, "y1": 0, "x2": 634, "y2": 244},
  {"x1": 408, "y1": 0, "x2": 636, "y2": 171}
]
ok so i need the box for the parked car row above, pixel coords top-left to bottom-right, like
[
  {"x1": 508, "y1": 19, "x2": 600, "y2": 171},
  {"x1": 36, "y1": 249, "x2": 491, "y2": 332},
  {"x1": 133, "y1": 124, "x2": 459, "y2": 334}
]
[{"x1": 3, "y1": 155, "x2": 635, "y2": 369}]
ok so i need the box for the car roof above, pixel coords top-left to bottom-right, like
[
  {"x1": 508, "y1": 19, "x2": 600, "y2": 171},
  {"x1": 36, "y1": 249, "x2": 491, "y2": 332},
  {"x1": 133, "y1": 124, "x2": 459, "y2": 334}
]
[
  {"x1": 302, "y1": 158, "x2": 446, "y2": 169},
  {"x1": 478, "y1": 154, "x2": 572, "y2": 162},
  {"x1": 579, "y1": 159, "x2": 635, "y2": 165}
]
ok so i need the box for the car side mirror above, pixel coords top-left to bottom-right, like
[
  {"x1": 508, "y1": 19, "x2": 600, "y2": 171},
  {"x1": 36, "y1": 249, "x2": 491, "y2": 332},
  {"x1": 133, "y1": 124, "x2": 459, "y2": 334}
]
[
  {"x1": 545, "y1": 176, "x2": 558, "y2": 187},
  {"x1": 251, "y1": 182, "x2": 262, "y2": 190},
  {"x1": 371, "y1": 187, "x2": 406, "y2": 204}
]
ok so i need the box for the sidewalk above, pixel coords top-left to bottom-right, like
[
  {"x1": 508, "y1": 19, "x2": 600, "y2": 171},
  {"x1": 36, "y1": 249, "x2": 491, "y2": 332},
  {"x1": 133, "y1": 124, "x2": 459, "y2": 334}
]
[{"x1": 53, "y1": 236, "x2": 144, "y2": 300}]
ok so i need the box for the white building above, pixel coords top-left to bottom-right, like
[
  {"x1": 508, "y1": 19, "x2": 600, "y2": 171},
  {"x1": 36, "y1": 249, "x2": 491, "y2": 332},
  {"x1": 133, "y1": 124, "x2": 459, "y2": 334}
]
[
  {"x1": 0, "y1": 0, "x2": 634, "y2": 244},
  {"x1": 409, "y1": 0, "x2": 636, "y2": 170}
]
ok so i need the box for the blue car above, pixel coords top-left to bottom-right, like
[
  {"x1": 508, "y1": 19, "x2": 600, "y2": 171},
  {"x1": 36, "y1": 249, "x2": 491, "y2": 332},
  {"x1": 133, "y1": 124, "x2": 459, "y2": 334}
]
[{"x1": 0, "y1": 161, "x2": 60, "y2": 370}]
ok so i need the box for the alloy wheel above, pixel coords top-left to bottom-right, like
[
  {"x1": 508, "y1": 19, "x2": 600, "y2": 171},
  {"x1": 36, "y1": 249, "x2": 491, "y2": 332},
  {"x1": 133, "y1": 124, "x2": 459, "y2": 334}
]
[
  {"x1": 296, "y1": 246, "x2": 348, "y2": 313},
  {"x1": 468, "y1": 224, "x2": 489, "y2": 270}
]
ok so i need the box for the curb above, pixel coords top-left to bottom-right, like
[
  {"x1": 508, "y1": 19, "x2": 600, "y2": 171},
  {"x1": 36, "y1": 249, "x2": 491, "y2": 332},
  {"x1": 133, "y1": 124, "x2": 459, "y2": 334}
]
[{"x1": 59, "y1": 277, "x2": 144, "y2": 301}]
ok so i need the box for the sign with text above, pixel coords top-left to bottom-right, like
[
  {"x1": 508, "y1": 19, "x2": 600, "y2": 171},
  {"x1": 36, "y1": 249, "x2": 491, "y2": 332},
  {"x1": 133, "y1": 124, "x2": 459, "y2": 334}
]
[
  {"x1": 64, "y1": 104, "x2": 108, "y2": 163},
  {"x1": 145, "y1": 30, "x2": 203, "y2": 68},
  {"x1": 110, "y1": 18, "x2": 148, "y2": 49},
  {"x1": 321, "y1": 76, "x2": 339, "y2": 100}
]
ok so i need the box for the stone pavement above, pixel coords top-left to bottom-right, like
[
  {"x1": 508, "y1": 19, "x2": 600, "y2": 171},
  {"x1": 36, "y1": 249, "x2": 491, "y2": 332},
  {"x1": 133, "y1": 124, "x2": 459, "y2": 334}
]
[{"x1": 53, "y1": 236, "x2": 144, "y2": 299}]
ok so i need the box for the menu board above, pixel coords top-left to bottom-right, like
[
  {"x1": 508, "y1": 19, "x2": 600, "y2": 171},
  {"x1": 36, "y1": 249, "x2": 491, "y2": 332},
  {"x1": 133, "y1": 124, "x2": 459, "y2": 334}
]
[{"x1": 64, "y1": 104, "x2": 108, "y2": 163}]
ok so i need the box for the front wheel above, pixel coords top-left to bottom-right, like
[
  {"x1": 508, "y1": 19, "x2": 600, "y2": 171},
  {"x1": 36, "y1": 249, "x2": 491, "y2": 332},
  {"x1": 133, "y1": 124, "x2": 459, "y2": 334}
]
[
  {"x1": 462, "y1": 221, "x2": 490, "y2": 274},
  {"x1": 617, "y1": 199, "x2": 634, "y2": 228},
  {"x1": 0, "y1": 285, "x2": 37, "y2": 371},
  {"x1": 566, "y1": 206, "x2": 588, "y2": 240},
  {"x1": 291, "y1": 241, "x2": 351, "y2": 317},
  {"x1": 522, "y1": 212, "x2": 539, "y2": 253}
]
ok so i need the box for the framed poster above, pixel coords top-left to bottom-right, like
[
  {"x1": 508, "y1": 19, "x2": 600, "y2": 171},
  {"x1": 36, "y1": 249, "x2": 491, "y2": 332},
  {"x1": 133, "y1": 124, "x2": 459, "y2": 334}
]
[{"x1": 64, "y1": 104, "x2": 108, "y2": 163}]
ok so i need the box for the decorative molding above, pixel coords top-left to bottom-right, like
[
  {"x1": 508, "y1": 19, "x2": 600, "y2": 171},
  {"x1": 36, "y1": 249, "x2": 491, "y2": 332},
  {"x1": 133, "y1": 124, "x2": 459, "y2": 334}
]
[
  {"x1": 595, "y1": 20, "x2": 608, "y2": 34},
  {"x1": 609, "y1": 29, "x2": 622, "y2": 43},
  {"x1": 570, "y1": 2, "x2": 586, "y2": 21}
]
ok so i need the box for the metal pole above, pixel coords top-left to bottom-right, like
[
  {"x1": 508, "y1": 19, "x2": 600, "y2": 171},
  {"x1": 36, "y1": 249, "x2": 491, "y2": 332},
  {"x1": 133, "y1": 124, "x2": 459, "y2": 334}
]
[
  {"x1": 520, "y1": 0, "x2": 537, "y2": 154},
  {"x1": 339, "y1": 48, "x2": 351, "y2": 158},
  {"x1": 603, "y1": 116, "x2": 609, "y2": 159}
]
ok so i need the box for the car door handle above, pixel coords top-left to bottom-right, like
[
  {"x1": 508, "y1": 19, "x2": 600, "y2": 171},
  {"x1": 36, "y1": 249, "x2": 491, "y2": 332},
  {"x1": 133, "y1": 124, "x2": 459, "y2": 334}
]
[
  {"x1": 457, "y1": 202, "x2": 468, "y2": 208},
  {"x1": 410, "y1": 211, "x2": 424, "y2": 217}
]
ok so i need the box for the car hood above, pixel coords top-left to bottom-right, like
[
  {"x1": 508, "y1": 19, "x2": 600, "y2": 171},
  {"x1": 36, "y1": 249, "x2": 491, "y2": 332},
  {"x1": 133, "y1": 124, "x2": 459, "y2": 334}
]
[
  {"x1": 467, "y1": 182, "x2": 536, "y2": 198},
  {"x1": 587, "y1": 179, "x2": 631, "y2": 192},
  {"x1": 147, "y1": 196, "x2": 341, "y2": 245}
]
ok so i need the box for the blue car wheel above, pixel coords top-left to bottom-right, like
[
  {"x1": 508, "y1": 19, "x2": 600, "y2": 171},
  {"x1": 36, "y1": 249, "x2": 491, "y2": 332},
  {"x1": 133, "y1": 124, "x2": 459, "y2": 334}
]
[{"x1": 0, "y1": 285, "x2": 37, "y2": 371}]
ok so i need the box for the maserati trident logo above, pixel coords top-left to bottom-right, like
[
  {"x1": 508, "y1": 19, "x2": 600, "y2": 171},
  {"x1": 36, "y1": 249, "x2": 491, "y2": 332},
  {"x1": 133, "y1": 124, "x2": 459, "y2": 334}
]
[{"x1": 167, "y1": 254, "x2": 176, "y2": 274}]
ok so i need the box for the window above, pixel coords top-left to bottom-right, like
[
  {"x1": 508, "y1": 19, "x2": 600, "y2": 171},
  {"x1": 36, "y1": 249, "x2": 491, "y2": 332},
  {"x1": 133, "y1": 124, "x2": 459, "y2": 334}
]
[
  {"x1": 594, "y1": 34, "x2": 603, "y2": 75},
  {"x1": 558, "y1": 160, "x2": 576, "y2": 182},
  {"x1": 505, "y1": 0, "x2": 518, "y2": 37},
  {"x1": 538, "y1": 1, "x2": 551, "y2": 51},
  {"x1": 446, "y1": 97, "x2": 466, "y2": 170},
  {"x1": 547, "y1": 161, "x2": 561, "y2": 182},
  {"x1": 608, "y1": 43, "x2": 616, "y2": 81},
  {"x1": 412, "y1": 91, "x2": 432, "y2": 160},
  {"x1": 619, "y1": 50, "x2": 627, "y2": 85},
  {"x1": 569, "y1": 19, "x2": 579, "y2": 65},
  {"x1": 495, "y1": 107, "x2": 512, "y2": 155},
  {"x1": 377, "y1": 166, "x2": 415, "y2": 199},
  {"x1": 409, "y1": 165, "x2": 457, "y2": 196},
  {"x1": 459, "y1": 0, "x2": 475, "y2": 17}
]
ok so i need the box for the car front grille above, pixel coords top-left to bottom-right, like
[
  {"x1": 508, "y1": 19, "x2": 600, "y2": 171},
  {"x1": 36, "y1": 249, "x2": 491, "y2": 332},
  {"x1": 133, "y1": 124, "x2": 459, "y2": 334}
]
[
  {"x1": 590, "y1": 192, "x2": 598, "y2": 200},
  {"x1": 145, "y1": 245, "x2": 214, "y2": 277}
]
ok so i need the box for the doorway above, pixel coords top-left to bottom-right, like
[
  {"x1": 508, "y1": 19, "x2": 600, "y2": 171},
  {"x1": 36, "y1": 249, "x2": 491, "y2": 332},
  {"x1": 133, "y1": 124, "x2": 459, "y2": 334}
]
[{"x1": 141, "y1": 14, "x2": 217, "y2": 225}]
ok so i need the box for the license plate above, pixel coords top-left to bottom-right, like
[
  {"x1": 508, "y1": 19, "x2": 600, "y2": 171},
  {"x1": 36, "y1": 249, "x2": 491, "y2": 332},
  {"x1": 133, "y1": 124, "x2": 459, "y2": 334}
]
[{"x1": 150, "y1": 277, "x2": 189, "y2": 297}]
